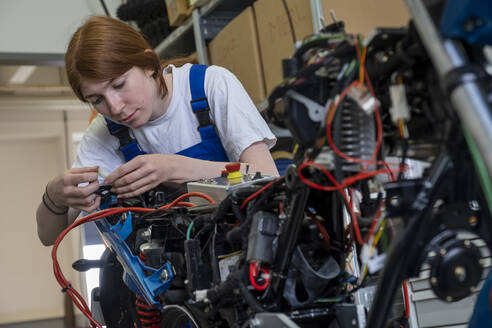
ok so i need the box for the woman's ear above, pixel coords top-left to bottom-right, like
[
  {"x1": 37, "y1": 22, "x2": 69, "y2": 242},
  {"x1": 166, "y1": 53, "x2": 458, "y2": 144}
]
[{"x1": 144, "y1": 49, "x2": 158, "y2": 77}]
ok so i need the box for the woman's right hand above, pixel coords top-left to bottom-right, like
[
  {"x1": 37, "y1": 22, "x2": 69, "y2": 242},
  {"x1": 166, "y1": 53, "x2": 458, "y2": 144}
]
[{"x1": 47, "y1": 166, "x2": 101, "y2": 212}]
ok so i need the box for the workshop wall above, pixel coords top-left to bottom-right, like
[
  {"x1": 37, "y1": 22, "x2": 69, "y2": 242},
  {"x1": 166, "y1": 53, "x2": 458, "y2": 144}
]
[{"x1": 0, "y1": 107, "x2": 91, "y2": 326}]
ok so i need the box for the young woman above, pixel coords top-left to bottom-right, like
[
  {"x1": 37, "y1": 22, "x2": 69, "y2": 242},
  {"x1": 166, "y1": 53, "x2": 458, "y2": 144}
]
[{"x1": 36, "y1": 16, "x2": 278, "y2": 246}]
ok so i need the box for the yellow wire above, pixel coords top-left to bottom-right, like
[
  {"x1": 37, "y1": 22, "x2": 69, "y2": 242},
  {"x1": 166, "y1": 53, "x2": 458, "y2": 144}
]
[
  {"x1": 359, "y1": 219, "x2": 388, "y2": 282},
  {"x1": 359, "y1": 46, "x2": 367, "y2": 84}
]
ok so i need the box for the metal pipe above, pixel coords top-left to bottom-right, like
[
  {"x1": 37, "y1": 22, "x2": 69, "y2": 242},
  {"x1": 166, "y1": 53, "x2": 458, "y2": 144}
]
[
  {"x1": 404, "y1": 0, "x2": 492, "y2": 179},
  {"x1": 192, "y1": 8, "x2": 209, "y2": 65}
]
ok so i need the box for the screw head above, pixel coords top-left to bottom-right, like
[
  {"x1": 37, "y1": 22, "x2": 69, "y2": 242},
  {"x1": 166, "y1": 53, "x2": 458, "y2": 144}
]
[
  {"x1": 160, "y1": 269, "x2": 169, "y2": 281},
  {"x1": 454, "y1": 266, "x2": 467, "y2": 282},
  {"x1": 469, "y1": 216, "x2": 478, "y2": 226}
]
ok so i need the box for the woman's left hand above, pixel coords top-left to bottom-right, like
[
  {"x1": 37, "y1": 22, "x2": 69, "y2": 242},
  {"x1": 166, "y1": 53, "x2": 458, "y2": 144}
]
[{"x1": 104, "y1": 154, "x2": 177, "y2": 198}]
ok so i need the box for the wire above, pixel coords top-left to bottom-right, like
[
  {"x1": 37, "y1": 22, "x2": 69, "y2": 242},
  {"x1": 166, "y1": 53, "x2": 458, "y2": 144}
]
[
  {"x1": 307, "y1": 212, "x2": 330, "y2": 248},
  {"x1": 240, "y1": 177, "x2": 284, "y2": 210},
  {"x1": 281, "y1": 0, "x2": 297, "y2": 44},
  {"x1": 249, "y1": 262, "x2": 270, "y2": 291},
  {"x1": 403, "y1": 280, "x2": 410, "y2": 319},
  {"x1": 186, "y1": 220, "x2": 195, "y2": 240},
  {"x1": 52, "y1": 192, "x2": 215, "y2": 327},
  {"x1": 296, "y1": 161, "x2": 364, "y2": 245},
  {"x1": 99, "y1": 0, "x2": 111, "y2": 17},
  {"x1": 364, "y1": 201, "x2": 385, "y2": 244},
  {"x1": 325, "y1": 80, "x2": 383, "y2": 167}
]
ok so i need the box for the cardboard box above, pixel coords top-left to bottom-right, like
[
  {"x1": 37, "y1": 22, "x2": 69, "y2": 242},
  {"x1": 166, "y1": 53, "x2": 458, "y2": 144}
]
[
  {"x1": 254, "y1": 0, "x2": 314, "y2": 95},
  {"x1": 209, "y1": 7, "x2": 266, "y2": 104},
  {"x1": 166, "y1": 0, "x2": 190, "y2": 26},
  {"x1": 321, "y1": 0, "x2": 410, "y2": 36},
  {"x1": 254, "y1": 0, "x2": 410, "y2": 95},
  {"x1": 188, "y1": 0, "x2": 209, "y2": 7}
]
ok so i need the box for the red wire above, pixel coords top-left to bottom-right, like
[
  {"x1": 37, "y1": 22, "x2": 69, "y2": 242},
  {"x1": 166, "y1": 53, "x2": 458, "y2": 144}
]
[
  {"x1": 296, "y1": 162, "x2": 364, "y2": 245},
  {"x1": 240, "y1": 177, "x2": 284, "y2": 210},
  {"x1": 403, "y1": 280, "x2": 410, "y2": 318},
  {"x1": 326, "y1": 80, "x2": 383, "y2": 167},
  {"x1": 307, "y1": 212, "x2": 330, "y2": 248},
  {"x1": 249, "y1": 262, "x2": 270, "y2": 291},
  {"x1": 51, "y1": 192, "x2": 215, "y2": 327}
]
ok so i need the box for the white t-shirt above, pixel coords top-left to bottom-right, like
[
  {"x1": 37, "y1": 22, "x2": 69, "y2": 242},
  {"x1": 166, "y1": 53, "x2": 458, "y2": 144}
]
[{"x1": 72, "y1": 64, "x2": 276, "y2": 177}]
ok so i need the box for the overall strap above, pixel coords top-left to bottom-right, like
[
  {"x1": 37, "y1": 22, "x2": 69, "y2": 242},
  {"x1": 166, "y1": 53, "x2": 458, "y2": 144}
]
[
  {"x1": 105, "y1": 118, "x2": 147, "y2": 162},
  {"x1": 189, "y1": 64, "x2": 213, "y2": 130}
]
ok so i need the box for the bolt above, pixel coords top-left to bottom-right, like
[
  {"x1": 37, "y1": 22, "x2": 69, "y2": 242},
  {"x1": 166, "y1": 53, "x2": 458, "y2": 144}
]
[
  {"x1": 440, "y1": 248, "x2": 447, "y2": 256},
  {"x1": 160, "y1": 269, "x2": 169, "y2": 281},
  {"x1": 463, "y1": 17, "x2": 484, "y2": 32},
  {"x1": 463, "y1": 18, "x2": 477, "y2": 32},
  {"x1": 469, "y1": 216, "x2": 478, "y2": 226},
  {"x1": 464, "y1": 240, "x2": 471, "y2": 248},
  {"x1": 431, "y1": 277, "x2": 438, "y2": 285},
  {"x1": 446, "y1": 296, "x2": 453, "y2": 302},
  {"x1": 454, "y1": 266, "x2": 467, "y2": 282}
]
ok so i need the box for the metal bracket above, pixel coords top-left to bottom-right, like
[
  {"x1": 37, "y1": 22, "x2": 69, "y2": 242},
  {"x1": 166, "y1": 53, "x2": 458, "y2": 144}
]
[{"x1": 286, "y1": 90, "x2": 327, "y2": 123}]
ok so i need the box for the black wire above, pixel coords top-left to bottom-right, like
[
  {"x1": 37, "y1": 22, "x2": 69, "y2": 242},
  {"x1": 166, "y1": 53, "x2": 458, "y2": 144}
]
[
  {"x1": 397, "y1": 139, "x2": 409, "y2": 181},
  {"x1": 281, "y1": 0, "x2": 297, "y2": 44},
  {"x1": 100, "y1": 0, "x2": 111, "y2": 17}
]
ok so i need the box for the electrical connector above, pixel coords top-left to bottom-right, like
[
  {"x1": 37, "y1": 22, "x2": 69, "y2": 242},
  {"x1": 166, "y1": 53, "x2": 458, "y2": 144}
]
[
  {"x1": 389, "y1": 84, "x2": 411, "y2": 124},
  {"x1": 348, "y1": 83, "x2": 380, "y2": 114}
]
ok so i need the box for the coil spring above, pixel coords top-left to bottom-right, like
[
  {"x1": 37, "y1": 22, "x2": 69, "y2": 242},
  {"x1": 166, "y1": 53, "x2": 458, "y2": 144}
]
[
  {"x1": 136, "y1": 296, "x2": 162, "y2": 328},
  {"x1": 339, "y1": 100, "x2": 376, "y2": 171},
  {"x1": 136, "y1": 252, "x2": 162, "y2": 328}
]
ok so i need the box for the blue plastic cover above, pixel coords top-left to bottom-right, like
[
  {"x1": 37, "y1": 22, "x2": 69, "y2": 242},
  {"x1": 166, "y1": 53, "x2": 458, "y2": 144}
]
[
  {"x1": 440, "y1": 0, "x2": 492, "y2": 45},
  {"x1": 95, "y1": 212, "x2": 174, "y2": 307}
]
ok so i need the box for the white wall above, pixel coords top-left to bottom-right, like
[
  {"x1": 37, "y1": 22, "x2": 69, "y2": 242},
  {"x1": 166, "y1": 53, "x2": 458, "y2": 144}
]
[
  {"x1": 0, "y1": 0, "x2": 123, "y2": 65},
  {"x1": 0, "y1": 104, "x2": 92, "y2": 325}
]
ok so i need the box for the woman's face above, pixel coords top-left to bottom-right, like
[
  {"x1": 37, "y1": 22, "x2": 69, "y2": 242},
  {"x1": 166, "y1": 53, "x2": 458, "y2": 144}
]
[{"x1": 80, "y1": 67, "x2": 157, "y2": 128}]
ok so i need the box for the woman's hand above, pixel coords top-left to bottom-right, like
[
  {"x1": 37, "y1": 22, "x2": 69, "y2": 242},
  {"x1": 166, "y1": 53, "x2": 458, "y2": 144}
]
[
  {"x1": 47, "y1": 166, "x2": 101, "y2": 212},
  {"x1": 104, "y1": 154, "x2": 177, "y2": 198}
]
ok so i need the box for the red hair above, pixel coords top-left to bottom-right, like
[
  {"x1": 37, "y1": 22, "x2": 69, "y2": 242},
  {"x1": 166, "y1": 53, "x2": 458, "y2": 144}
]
[{"x1": 66, "y1": 16, "x2": 196, "y2": 102}]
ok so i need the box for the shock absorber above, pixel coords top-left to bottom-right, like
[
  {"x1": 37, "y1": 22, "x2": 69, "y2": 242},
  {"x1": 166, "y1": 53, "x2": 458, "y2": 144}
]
[
  {"x1": 136, "y1": 251, "x2": 162, "y2": 328},
  {"x1": 136, "y1": 296, "x2": 162, "y2": 328}
]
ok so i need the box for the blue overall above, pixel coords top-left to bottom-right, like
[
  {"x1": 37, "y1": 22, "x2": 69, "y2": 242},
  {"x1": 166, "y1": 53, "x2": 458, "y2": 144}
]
[{"x1": 105, "y1": 64, "x2": 229, "y2": 163}]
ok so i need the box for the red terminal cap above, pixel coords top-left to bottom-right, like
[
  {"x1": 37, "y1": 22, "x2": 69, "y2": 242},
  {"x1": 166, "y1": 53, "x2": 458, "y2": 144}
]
[{"x1": 225, "y1": 162, "x2": 241, "y2": 172}]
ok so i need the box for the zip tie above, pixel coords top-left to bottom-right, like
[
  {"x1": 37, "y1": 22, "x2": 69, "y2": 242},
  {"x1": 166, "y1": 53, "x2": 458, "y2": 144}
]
[{"x1": 61, "y1": 284, "x2": 72, "y2": 293}]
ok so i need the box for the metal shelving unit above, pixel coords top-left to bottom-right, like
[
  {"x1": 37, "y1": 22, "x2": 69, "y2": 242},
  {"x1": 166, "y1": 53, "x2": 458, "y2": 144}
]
[
  {"x1": 155, "y1": 0, "x2": 324, "y2": 65},
  {"x1": 154, "y1": 0, "x2": 255, "y2": 63}
]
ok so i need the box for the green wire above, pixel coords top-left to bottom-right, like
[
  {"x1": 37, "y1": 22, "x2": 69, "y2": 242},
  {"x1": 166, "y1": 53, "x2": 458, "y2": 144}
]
[
  {"x1": 186, "y1": 221, "x2": 195, "y2": 240},
  {"x1": 344, "y1": 59, "x2": 357, "y2": 77},
  {"x1": 463, "y1": 128, "x2": 492, "y2": 216}
]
